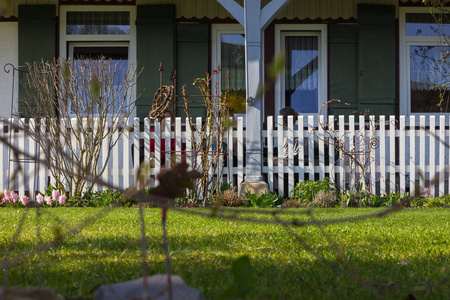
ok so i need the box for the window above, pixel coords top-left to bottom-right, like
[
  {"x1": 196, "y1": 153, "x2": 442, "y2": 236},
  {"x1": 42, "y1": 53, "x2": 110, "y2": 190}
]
[
  {"x1": 400, "y1": 7, "x2": 450, "y2": 115},
  {"x1": 275, "y1": 25, "x2": 327, "y2": 118},
  {"x1": 211, "y1": 24, "x2": 246, "y2": 116},
  {"x1": 69, "y1": 43, "x2": 129, "y2": 114},
  {"x1": 59, "y1": 6, "x2": 136, "y2": 117}
]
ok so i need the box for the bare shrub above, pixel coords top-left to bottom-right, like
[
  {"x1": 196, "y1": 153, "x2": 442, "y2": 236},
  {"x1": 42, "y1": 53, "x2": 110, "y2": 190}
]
[
  {"x1": 212, "y1": 188, "x2": 243, "y2": 207},
  {"x1": 281, "y1": 199, "x2": 303, "y2": 208},
  {"x1": 20, "y1": 58, "x2": 140, "y2": 196},
  {"x1": 182, "y1": 69, "x2": 234, "y2": 206},
  {"x1": 313, "y1": 190, "x2": 337, "y2": 208}
]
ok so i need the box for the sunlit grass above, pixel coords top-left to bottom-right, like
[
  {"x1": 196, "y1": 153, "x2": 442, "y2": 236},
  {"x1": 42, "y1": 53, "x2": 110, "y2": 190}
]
[{"x1": 0, "y1": 207, "x2": 449, "y2": 299}]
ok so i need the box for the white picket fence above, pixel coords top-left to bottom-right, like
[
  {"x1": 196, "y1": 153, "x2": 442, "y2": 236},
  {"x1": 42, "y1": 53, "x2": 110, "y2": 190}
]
[{"x1": 1, "y1": 115, "x2": 449, "y2": 198}]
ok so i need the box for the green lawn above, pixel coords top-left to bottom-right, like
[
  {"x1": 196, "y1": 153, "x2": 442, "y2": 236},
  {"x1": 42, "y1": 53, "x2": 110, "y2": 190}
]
[{"x1": 0, "y1": 207, "x2": 449, "y2": 299}]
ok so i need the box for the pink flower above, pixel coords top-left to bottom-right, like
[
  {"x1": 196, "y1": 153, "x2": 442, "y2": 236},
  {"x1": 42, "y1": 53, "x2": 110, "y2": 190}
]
[
  {"x1": 3, "y1": 189, "x2": 11, "y2": 202},
  {"x1": 424, "y1": 187, "x2": 430, "y2": 198},
  {"x1": 20, "y1": 195, "x2": 29, "y2": 206},
  {"x1": 58, "y1": 194, "x2": 66, "y2": 205},
  {"x1": 52, "y1": 190, "x2": 60, "y2": 202},
  {"x1": 45, "y1": 196, "x2": 52, "y2": 205},
  {"x1": 2, "y1": 190, "x2": 8, "y2": 203},
  {"x1": 36, "y1": 194, "x2": 44, "y2": 204},
  {"x1": 11, "y1": 192, "x2": 18, "y2": 203}
]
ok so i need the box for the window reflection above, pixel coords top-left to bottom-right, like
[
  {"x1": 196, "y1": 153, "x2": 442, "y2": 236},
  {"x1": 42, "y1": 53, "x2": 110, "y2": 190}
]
[
  {"x1": 410, "y1": 45, "x2": 450, "y2": 112},
  {"x1": 221, "y1": 34, "x2": 246, "y2": 114},
  {"x1": 285, "y1": 36, "x2": 319, "y2": 114},
  {"x1": 67, "y1": 12, "x2": 130, "y2": 35},
  {"x1": 406, "y1": 13, "x2": 450, "y2": 36},
  {"x1": 72, "y1": 46, "x2": 129, "y2": 115}
]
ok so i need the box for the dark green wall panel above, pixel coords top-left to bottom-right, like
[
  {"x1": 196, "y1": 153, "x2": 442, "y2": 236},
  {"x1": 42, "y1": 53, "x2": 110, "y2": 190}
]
[
  {"x1": 136, "y1": 5, "x2": 175, "y2": 119},
  {"x1": 18, "y1": 5, "x2": 56, "y2": 117},
  {"x1": 176, "y1": 23, "x2": 209, "y2": 119},
  {"x1": 329, "y1": 24, "x2": 358, "y2": 116},
  {"x1": 329, "y1": 4, "x2": 396, "y2": 118},
  {"x1": 357, "y1": 4, "x2": 396, "y2": 112}
]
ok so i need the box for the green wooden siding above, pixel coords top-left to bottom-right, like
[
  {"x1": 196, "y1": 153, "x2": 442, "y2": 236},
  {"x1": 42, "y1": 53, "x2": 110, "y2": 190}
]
[
  {"x1": 176, "y1": 23, "x2": 209, "y2": 119},
  {"x1": 136, "y1": 4, "x2": 176, "y2": 119},
  {"x1": 329, "y1": 4, "x2": 396, "y2": 118},
  {"x1": 18, "y1": 5, "x2": 56, "y2": 117}
]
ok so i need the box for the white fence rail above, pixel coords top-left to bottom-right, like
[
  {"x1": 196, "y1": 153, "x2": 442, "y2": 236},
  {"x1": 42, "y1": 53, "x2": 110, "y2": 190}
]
[{"x1": 1, "y1": 115, "x2": 449, "y2": 198}]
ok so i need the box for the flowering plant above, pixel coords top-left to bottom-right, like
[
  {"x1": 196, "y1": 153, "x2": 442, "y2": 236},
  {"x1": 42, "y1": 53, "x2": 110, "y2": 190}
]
[
  {"x1": 38, "y1": 184, "x2": 66, "y2": 207},
  {"x1": 0, "y1": 184, "x2": 67, "y2": 207},
  {"x1": 1, "y1": 190, "x2": 29, "y2": 207}
]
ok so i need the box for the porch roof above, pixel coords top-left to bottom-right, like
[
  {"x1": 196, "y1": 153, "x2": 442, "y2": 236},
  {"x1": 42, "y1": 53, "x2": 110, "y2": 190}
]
[{"x1": 1, "y1": 0, "x2": 421, "y2": 20}]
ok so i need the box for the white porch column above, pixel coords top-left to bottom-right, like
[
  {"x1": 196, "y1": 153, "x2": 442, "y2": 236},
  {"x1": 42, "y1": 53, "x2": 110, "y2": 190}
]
[
  {"x1": 218, "y1": 0, "x2": 292, "y2": 186},
  {"x1": 244, "y1": 0, "x2": 264, "y2": 181}
]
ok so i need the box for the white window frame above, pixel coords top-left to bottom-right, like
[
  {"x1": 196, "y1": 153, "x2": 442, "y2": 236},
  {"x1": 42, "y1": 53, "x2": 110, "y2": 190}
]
[
  {"x1": 211, "y1": 24, "x2": 246, "y2": 123},
  {"x1": 274, "y1": 24, "x2": 328, "y2": 119},
  {"x1": 59, "y1": 5, "x2": 137, "y2": 118},
  {"x1": 399, "y1": 7, "x2": 450, "y2": 117}
]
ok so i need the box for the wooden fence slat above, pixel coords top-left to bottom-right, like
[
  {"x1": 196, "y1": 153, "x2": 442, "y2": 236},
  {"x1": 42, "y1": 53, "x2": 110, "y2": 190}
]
[
  {"x1": 420, "y1": 115, "x2": 426, "y2": 195},
  {"x1": 298, "y1": 116, "x2": 304, "y2": 183},
  {"x1": 338, "y1": 115, "x2": 345, "y2": 190},
  {"x1": 101, "y1": 118, "x2": 109, "y2": 190},
  {"x1": 227, "y1": 118, "x2": 235, "y2": 185},
  {"x1": 359, "y1": 115, "x2": 365, "y2": 190},
  {"x1": 328, "y1": 116, "x2": 335, "y2": 182},
  {"x1": 17, "y1": 118, "x2": 25, "y2": 195},
  {"x1": 237, "y1": 117, "x2": 244, "y2": 191},
  {"x1": 318, "y1": 115, "x2": 325, "y2": 180},
  {"x1": 399, "y1": 116, "x2": 406, "y2": 194},
  {"x1": 112, "y1": 120, "x2": 119, "y2": 189},
  {"x1": 123, "y1": 118, "x2": 130, "y2": 190},
  {"x1": 164, "y1": 117, "x2": 171, "y2": 169},
  {"x1": 267, "y1": 116, "x2": 274, "y2": 191},
  {"x1": 287, "y1": 115, "x2": 295, "y2": 192},
  {"x1": 175, "y1": 117, "x2": 182, "y2": 164},
  {"x1": 308, "y1": 116, "x2": 314, "y2": 181},
  {"x1": 430, "y1": 115, "x2": 436, "y2": 197},
  {"x1": 379, "y1": 116, "x2": 386, "y2": 195},
  {"x1": 277, "y1": 115, "x2": 284, "y2": 195},
  {"x1": 39, "y1": 119, "x2": 47, "y2": 193},
  {"x1": 439, "y1": 115, "x2": 446, "y2": 196},
  {"x1": 348, "y1": 115, "x2": 355, "y2": 190},
  {"x1": 186, "y1": 117, "x2": 194, "y2": 171},
  {"x1": 133, "y1": 118, "x2": 140, "y2": 188},
  {"x1": 389, "y1": 116, "x2": 396, "y2": 194},
  {"x1": 369, "y1": 116, "x2": 376, "y2": 195},
  {"x1": 28, "y1": 119, "x2": 37, "y2": 197},
  {"x1": 409, "y1": 116, "x2": 416, "y2": 197}
]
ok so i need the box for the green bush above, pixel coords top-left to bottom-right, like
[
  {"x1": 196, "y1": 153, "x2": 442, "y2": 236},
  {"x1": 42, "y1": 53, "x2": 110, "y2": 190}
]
[
  {"x1": 290, "y1": 178, "x2": 335, "y2": 205},
  {"x1": 66, "y1": 189, "x2": 141, "y2": 207},
  {"x1": 244, "y1": 191, "x2": 284, "y2": 208},
  {"x1": 339, "y1": 190, "x2": 410, "y2": 208}
]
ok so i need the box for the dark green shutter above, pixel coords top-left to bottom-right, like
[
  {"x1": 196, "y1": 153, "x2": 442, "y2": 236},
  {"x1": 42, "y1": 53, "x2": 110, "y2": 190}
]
[
  {"x1": 357, "y1": 4, "x2": 396, "y2": 117},
  {"x1": 18, "y1": 5, "x2": 56, "y2": 117},
  {"x1": 136, "y1": 5, "x2": 175, "y2": 119},
  {"x1": 329, "y1": 4, "x2": 396, "y2": 118},
  {"x1": 176, "y1": 23, "x2": 209, "y2": 119},
  {"x1": 329, "y1": 24, "x2": 358, "y2": 116}
]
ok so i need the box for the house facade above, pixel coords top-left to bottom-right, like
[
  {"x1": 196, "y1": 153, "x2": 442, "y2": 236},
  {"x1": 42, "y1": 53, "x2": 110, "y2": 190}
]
[
  {"x1": 1, "y1": 0, "x2": 444, "y2": 118},
  {"x1": 0, "y1": 0, "x2": 447, "y2": 188}
]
